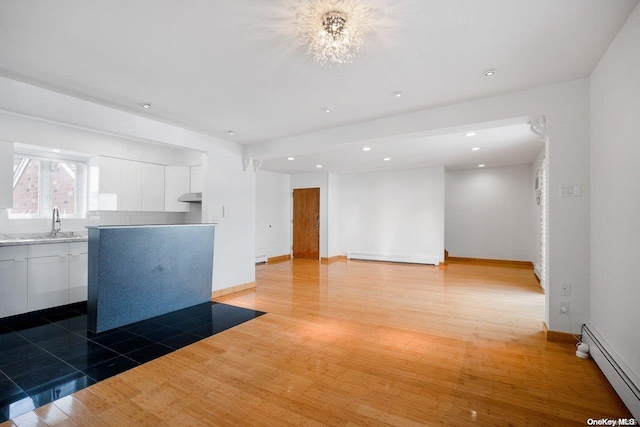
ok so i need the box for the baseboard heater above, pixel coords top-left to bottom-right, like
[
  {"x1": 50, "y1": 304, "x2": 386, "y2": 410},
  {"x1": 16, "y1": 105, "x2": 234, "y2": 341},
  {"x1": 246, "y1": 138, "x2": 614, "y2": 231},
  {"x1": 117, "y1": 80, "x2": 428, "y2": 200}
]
[
  {"x1": 581, "y1": 324, "x2": 640, "y2": 420},
  {"x1": 255, "y1": 254, "x2": 267, "y2": 264},
  {"x1": 347, "y1": 252, "x2": 439, "y2": 265}
]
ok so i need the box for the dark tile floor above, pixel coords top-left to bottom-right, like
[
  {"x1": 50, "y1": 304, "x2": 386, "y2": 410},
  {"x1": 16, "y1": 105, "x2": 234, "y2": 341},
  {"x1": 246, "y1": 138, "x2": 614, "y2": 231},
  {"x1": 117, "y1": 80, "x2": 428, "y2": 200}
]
[{"x1": 0, "y1": 302, "x2": 265, "y2": 422}]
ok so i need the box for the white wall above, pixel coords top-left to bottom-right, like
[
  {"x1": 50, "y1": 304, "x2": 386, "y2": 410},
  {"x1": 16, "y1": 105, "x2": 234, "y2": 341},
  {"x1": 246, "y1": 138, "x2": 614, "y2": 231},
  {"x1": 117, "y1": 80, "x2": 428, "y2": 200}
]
[
  {"x1": 339, "y1": 167, "x2": 444, "y2": 262},
  {"x1": 255, "y1": 170, "x2": 291, "y2": 259},
  {"x1": 327, "y1": 173, "x2": 340, "y2": 258},
  {"x1": 0, "y1": 76, "x2": 255, "y2": 291},
  {"x1": 445, "y1": 165, "x2": 534, "y2": 261},
  {"x1": 290, "y1": 173, "x2": 328, "y2": 258},
  {"x1": 590, "y1": 3, "x2": 640, "y2": 379}
]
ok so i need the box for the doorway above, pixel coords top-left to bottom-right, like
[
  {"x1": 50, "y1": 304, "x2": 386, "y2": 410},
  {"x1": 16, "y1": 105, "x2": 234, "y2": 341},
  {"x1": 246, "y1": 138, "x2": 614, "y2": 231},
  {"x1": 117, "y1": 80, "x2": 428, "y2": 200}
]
[{"x1": 292, "y1": 188, "x2": 320, "y2": 259}]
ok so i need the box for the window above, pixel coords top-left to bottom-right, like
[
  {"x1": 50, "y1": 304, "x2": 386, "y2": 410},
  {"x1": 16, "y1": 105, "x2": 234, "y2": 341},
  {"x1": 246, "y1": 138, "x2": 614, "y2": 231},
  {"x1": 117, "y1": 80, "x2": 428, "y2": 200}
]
[{"x1": 10, "y1": 152, "x2": 87, "y2": 218}]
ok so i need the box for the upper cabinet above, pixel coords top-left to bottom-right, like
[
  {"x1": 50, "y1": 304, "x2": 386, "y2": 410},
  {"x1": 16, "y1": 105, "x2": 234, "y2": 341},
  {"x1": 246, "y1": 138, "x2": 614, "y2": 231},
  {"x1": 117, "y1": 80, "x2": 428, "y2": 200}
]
[
  {"x1": 89, "y1": 156, "x2": 166, "y2": 212},
  {"x1": 0, "y1": 141, "x2": 14, "y2": 208},
  {"x1": 165, "y1": 166, "x2": 190, "y2": 212}
]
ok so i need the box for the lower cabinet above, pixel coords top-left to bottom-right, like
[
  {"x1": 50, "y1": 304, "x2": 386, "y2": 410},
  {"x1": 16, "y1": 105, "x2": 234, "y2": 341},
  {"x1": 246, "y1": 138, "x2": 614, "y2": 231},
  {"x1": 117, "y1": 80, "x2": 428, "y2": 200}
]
[
  {"x1": 0, "y1": 241, "x2": 88, "y2": 319},
  {"x1": 0, "y1": 246, "x2": 28, "y2": 318}
]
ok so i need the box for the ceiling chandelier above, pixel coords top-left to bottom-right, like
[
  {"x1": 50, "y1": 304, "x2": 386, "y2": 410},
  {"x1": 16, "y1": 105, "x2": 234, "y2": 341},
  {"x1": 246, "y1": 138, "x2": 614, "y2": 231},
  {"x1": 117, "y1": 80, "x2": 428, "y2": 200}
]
[{"x1": 296, "y1": 0, "x2": 372, "y2": 65}]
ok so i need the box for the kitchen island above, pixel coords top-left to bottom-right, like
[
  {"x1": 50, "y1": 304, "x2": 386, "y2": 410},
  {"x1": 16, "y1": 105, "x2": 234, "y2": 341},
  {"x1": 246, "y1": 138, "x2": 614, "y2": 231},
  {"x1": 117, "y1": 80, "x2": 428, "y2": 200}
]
[{"x1": 87, "y1": 224, "x2": 215, "y2": 332}]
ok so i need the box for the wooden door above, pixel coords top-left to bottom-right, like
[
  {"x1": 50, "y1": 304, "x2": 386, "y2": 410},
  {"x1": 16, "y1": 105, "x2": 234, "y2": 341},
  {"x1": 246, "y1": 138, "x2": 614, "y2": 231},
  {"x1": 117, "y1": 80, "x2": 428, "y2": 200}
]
[{"x1": 293, "y1": 188, "x2": 320, "y2": 259}]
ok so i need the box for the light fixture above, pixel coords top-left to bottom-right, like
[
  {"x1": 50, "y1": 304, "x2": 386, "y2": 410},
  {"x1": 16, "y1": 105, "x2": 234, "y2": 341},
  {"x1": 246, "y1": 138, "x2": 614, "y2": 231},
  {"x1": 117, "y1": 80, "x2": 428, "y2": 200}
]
[
  {"x1": 287, "y1": 157, "x2": 295, "y2": 161},
  {"x1": 471, "y1": 147, "x2": 480, "y2": 151},
  {"x1": 393, "y1": 91, "x2": 403, "y2": 97},
  {"x1": 484, "y1": 69, "x2": 495, "y2": 76},
  {"x1": 297, "y1": 0, "x2": 373, "y2": 65},
  {"x1": 362, "y1": 147, "x2": 371, "y2": 151},
  {"x1": 316, "y1": 164, "x2": 323, "y2": 168},
  {"x1": 383, "y1": 157, "x2": 391, "y2": 161},
  {"x1": 142, "y1": 103, "x2": 152, "y2": 109},
  {"x1": 465, "y1": 132, "x2": 476, "y2": 137},
  {"x1": 478, "y1": 164, "x2": 485, "y2": 168},
  {"x1": 51, "y1": 149, "x2": 61, "y2": 153},
  {"x1": 228, "y1": 130, "x2": 235, "y2": 135}
]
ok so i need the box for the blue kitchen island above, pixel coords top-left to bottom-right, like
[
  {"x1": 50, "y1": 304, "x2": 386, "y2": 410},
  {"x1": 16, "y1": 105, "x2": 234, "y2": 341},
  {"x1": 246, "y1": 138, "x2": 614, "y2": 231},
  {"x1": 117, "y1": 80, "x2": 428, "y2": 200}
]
[{"x1": 87, "y1": 224, "x2": 215, "y2": 333}]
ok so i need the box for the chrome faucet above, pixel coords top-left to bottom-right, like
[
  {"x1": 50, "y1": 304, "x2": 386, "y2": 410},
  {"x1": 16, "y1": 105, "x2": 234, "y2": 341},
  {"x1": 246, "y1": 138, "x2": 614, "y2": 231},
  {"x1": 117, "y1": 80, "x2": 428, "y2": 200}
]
[{"x1": 50, "y1": 207, "x2": 61, "y2": 237}]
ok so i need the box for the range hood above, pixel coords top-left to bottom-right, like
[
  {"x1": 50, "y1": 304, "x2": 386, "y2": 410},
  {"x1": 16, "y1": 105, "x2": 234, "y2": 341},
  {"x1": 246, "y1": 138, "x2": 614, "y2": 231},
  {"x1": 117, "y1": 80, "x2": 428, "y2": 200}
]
[{"x1": 177, "y1": 192, "x2": 202, "y2": 203}]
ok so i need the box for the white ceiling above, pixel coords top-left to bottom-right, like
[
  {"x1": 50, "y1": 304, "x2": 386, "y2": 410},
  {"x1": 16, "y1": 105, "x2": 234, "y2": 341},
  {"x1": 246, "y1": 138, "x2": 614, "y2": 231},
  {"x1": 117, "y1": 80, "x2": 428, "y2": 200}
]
[{"x1": 0, "y1": 0, "x2": 637, "y2": 172}]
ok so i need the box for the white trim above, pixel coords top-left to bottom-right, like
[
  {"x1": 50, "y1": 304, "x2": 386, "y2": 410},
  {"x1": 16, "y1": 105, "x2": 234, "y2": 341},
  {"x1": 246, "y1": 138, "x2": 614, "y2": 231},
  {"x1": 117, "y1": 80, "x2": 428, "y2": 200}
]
[
  {"x1": 255, "y1": 254, "x2": 267, "y2": 264},
  {"x1": 582, "y1": 324, "x2": 640, "y2": 420},
  {"x1": 347, "y1": 252, "x2": 439, "y2": 265}
]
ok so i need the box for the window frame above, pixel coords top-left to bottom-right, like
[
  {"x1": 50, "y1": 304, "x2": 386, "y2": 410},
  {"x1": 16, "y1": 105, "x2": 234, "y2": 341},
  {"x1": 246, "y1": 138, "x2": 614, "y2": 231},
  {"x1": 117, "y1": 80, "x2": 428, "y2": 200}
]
[{"x1": 10, "y1": 151, "x2": 88, "y2": 219}]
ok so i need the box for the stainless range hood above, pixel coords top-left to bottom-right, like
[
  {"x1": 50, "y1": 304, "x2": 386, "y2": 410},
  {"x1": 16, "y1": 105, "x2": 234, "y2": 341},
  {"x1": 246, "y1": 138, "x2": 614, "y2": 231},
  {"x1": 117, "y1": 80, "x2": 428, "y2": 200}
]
[{"x1": 177, "y1": 192, "x2": 202, "y2": 203}]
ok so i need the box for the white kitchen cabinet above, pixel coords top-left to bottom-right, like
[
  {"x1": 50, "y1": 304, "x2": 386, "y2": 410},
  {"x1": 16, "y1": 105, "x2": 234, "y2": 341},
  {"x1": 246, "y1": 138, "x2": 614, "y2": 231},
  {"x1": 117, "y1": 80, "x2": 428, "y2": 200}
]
[
  {"x1": 165, "y1": 166, "x2": 190, "y2": 212},
  {"x1": 121, "y1": 159, "x2": 142, "y2": 211},
  {"x1": 141, "y1": 162, "x2": 165, "y2": 212},
  {"x1": 0, "y1": 246, "x2": 28, "y2": 318},
  {"x1": 190, "y1": 165, "x2": 203, "y2": 193},
  {"x1": 69, "y1": 242, "x2": 88, "y2": 304},
  {"x1": 0, "y1": 141, "x2": 13, "y2": 208},
  {"x1": 89, "y1": 156, "x2": 122, "y2": 211},
  {"x1": 28, "y1": 243, "x2": 70, "y2": 311}
]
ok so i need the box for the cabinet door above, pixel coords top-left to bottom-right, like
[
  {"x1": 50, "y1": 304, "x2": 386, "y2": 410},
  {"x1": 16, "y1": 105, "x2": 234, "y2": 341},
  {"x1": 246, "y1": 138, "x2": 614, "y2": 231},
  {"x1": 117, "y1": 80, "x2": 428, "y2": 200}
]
[
  {"x1": 165, "y1": 166, "x2": 190, "y2": 212},
  {"x1": 28, "y1": 255, "x2": 70, "y2": 311},
  {"x1": 190, "y1": 165, "x2": 203, "y2": 193},
  {"x1": 0, "y1": 259, "x2": 28, "y2": 318},
  {"x1": 121, "y1": 160, "x2": 142, "y2": 211},
  {"x1": 0, "y1": 141, "x2": 13, "y2": 209},
  {"x1": 69, "y1": 253, "x2": 88, "y2": 304},
  {"x1": 141, "y1": 163, "x2": 165, "y2": 211},
  {"x1": 98, "y1": 156, "x2": 122, "y2": 211}
]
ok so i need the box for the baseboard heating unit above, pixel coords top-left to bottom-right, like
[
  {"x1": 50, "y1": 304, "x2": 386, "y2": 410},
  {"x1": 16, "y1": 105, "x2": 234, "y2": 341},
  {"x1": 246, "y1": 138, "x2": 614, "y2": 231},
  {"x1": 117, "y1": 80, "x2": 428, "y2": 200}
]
[
  {"x1": 255, "y1": 254, "x2": 267, "y2": 264},
  {"x1": 347, "y1": 252, "x2": 439, "y2": 265},
  {"x1": 581, "y1": 324, "x2": 640, "y2": 420}
]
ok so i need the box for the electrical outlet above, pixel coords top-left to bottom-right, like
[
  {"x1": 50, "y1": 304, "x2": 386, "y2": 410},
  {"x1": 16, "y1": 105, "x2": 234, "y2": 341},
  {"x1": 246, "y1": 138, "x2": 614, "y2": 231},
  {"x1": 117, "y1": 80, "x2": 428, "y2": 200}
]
[
  {"x1": 560, "y1": 301, "x2": 570, "y2": 314},
  {"x1": 560, "y1": 283, "x2": 571, "y2": 296}
]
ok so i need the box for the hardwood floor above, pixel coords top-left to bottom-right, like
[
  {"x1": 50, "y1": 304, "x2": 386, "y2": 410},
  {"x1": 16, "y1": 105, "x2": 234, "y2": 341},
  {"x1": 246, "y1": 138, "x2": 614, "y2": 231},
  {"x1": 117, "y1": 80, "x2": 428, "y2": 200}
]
[{"x1": 2, "y1": 259, "x2": 632, "y2": 426}]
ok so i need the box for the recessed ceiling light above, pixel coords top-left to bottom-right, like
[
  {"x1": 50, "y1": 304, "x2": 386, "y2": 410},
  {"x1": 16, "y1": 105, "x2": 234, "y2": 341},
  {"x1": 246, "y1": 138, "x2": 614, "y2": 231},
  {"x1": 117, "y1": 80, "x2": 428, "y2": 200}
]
[
  {"x1": 484, "y1": 69, "x2": 495, "y2": 77},
  {"x1": 362, "y1": 147, "x2": 371, "y2": 151},
  {"x1": 324, "y1": 108, "x2": 331, "y2": 113},
  {"x1": 383, "y1": 157, "x2": 391, "y2": 161},
  {"x1": 142, "y1": 103, "x2": 152, "y2": 109},
  {"x1": 478, "y1": 164, "x2": 485, "y2": 168},
  {"x1": 228, "y1": 130, "x2": 234, "y2": 135},
  {"x1": 287, "y1": 157, "x2": 295, "y2": 161},
  {"x1": 465, "y1": 132, "x2": 476, "y2": 137},
  {"x1": 471, "y1": 147, "x2": 480, "y2": 151},
  {"x1": 393, "y1": 91, "x2": 403, "y2": 97},
  {"x1": 316, "y1": 164, "x2": 323, "y2": 168}
]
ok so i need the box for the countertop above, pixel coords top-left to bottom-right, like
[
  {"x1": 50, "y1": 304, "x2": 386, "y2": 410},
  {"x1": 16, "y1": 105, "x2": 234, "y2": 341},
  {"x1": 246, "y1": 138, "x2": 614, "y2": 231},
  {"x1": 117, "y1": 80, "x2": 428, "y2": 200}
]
[{"x1": 0, "y1": 232, "x2": 88, "y2": 247}]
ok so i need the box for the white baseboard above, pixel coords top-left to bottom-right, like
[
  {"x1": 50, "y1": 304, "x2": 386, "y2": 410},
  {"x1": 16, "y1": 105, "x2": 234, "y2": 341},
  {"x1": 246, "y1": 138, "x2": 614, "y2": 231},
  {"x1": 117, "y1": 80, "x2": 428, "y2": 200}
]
[
  {"x1": 255, "y1": 254, "x2": 267, "y2": 264},
  {"x1": 347, "y1": 252, "x2": 439, "y2": 265},
  {"x1": 582, "y1": 324, "x2": 639, "y2": 420}
]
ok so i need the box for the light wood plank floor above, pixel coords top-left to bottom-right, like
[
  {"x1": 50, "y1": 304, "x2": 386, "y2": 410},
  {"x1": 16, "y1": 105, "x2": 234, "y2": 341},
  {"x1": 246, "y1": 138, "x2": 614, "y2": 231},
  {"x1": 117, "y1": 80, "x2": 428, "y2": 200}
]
[{"x1": 3, "y1": 259, "x2": 632, "y2": 426}]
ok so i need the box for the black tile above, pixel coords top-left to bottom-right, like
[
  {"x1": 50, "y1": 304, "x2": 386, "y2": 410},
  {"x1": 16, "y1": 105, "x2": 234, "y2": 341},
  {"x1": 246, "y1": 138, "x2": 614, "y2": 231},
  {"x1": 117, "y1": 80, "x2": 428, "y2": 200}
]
[
  {"x1": 1, "y1": 351, "x2": 61, "y2": 379},
  {"x1": 0, "y1": 326, "x2": 11, "y2": 335},
  {"x1": 26, "y1": 371, "x2": 95, "y2": 407},
  {"x1": 140, "y1": 326, "x2": 183, "y2": 342},
  {"x1": 0, "y1": 341, "x2": 45, "y2": 368},
  {"x1": 36, "y1": 331, "x2": 88, "y2": 353},
  {"x1": 0, "y1": 394, "x2": 33, "y2": 424},
  {"x1": 123, "y1": 319, "x2": 164, "y2": 336},
  {"x1": 159, "y1": 332, "x2": 203, "y2": 350},
  {"x1": 11, "y1": 361, "x2": 79, "y2": 391},
  {"x1": 171, "y1": 315, "x2": 212, "y2": 332},
  {"x1": 125, "y1": 343, "x2": 173, "y2": 364},
  {"x1": 0, "y1": 332, "x2": 33, "y2": 352},
  {"x1": 81, "y1": 356, "x2": 139, "y2": 382},
  {"x1": 41, "y1": 309, "x2": 83, "y2": 323},
  {"x1": 83, "y1": 325, "x2": 129, "y2": 340},
  {"x1": 51, "y1": 341, "x2": 119, "y2": 371},
  {"x1": 15, "y1": 322, "x2": 68, "y2": 344},
  {"x1": 89, "y1": 330, "x2": 137, "y2": 346},
  {"x1": 5, "y1": 317, "x2": 49, "y2": 332},
  {"x1": 0, "y1": 373, "x2": 25, "y2": 405},
  {"x1": 100, "y1": 335, "x2": 155, "y2": 354},
  {"x1": 53, "y1": 315, "x2": 89, "y2": 333}
]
